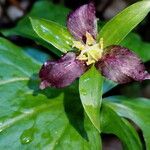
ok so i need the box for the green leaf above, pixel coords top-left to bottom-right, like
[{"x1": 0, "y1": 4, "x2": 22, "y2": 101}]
[
  {"x1": 103, "y1": 78, "x2": 117, "y2": 94},
  {"x1": 105, "y1": 96, "x2": 150, "y2": 150},
  {"x1": 121, "y1": 32, "x2": 150, "y2": 62},
  {"x1": 23, "y1": 47, "x2": 51, "y2": 63},
  {"x1": 79, "y1": 66, "x2": 103, "y2": 132},
  {"x1": 100, "y1": 1, "x2": 150, "y2": 47},
  {"x1": 1, "y1": 1, "x2": 70, "y2": 55},
  {"x1": 0, "y1": 37, "x2": 101, "y2": 149},
  {"x1": 100, "y1": 104, "x2": 142, "y2": 150},
  {"x1": 30, "y1": 18, "x2": 73, "y2": 53}
]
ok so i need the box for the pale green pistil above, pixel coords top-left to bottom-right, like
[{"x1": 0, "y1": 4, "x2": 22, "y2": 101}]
[{"x1": 73, "y1": 32, "x2": 104, "y2": 65}]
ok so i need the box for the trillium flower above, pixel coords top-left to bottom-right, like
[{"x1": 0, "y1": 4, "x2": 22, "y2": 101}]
[{"x1": 39, "y1": 2, "x2": 150, "y2": 89}]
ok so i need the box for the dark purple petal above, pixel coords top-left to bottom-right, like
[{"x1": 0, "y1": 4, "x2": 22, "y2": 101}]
[
  {"x1": 39, "y1": 52, "x2": 87, "y2": 89},
  {"x1": 96, "y1": 45, "x2": 150, "y2": 84},
  {"x1": 67, "y1": 2, "x2": 97, "y2": 42}
]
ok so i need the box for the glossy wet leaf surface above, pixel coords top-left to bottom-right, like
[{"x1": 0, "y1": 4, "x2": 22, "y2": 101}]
[
  {"x1": 105, "y1": 96, "x2": 150, "y2": 150},
  {"x1": 0, "y1": 37, "x2": 150, "y2": 150},
  {"x1": 0, "y1": 38, "x2": 101, "y2": 149},
  {"x1": 30, "y1": 18, "x2": 73, "y2": 53},
  {"x1": 100, "y1": 104, "x2": 142, "y2": 150},
  {"x1": 79, "y1": 66, "x2": 103, "y2": 132},
  {"x1": 100, "y1": 1, "x2": 150, "y2": 47}
]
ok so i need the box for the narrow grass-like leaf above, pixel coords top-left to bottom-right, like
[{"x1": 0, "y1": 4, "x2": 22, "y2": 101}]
[
  {"x1": 101, "y1": 104, "x2": 142, "y2": 150},
  {"x1": 79, "y1": 66, "x2": 103, "y2": 132},
  {"x1": 30, "y1": 18, "x2": 74, "y2": 53},
  {"x1": 100, "y1": 1, "x2": 150, "y2": 47},
  {"x1": 105, "y1": 96, "x2": 150, "y2": 150}
]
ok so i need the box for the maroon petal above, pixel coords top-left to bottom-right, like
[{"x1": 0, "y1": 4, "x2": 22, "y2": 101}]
[
  {"x1": 67, "y1": 2, "x2": 97, "y2": 42},
  {"x1": 39, "y1": 52, "x2": 87, "y2": 89},
  {"x1": 96, "y1": 45, "x2": 150, "y2": 84}
]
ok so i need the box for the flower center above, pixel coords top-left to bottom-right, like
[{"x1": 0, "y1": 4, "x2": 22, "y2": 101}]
[{"x1": 73, "y1": 32, "x2": 104, "y2": 65}]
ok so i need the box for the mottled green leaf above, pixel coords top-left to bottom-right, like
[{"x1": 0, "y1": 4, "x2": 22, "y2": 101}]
[
  {"x1": 0, "y1": 37, "x2": 101, "y2": 149},
  {"x1": 100, "y1": 104, "x2": 142, "y2": 150},
  {"x1": 30, "y1": 18, "x2": 73, "y2": 53},
  {"x1": 79, "y1": 66, "x2": 103, "y2": 132},
  {"x1": 105, "y1": 96, "x2": 150, "y2": 150},
  {"x1": 100, "y1": 1, "x2": 150, "y2": 47}
]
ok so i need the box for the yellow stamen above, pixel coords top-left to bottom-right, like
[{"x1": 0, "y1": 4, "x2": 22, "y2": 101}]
[
  {"x1": 72, "y1": 41, "x2": 85, "y2": 50},
  {"x1": 87, "y1": 53, "x2": 95, "y2": 65},
  {"x1": 86, "y1": 32, "x2": 95, "y2": 45},
  {"x1": 73, "y1": 33, "x2": 104, "y2": 65},
  {"x1": 77, "y1": 54, "x2": 88, "y2": 61},
  {"x1": 100, "y1": 38, "x2": 103, "y2": 50}
]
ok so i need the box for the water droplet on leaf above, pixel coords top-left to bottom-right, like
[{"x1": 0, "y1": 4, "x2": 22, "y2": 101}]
[
  {"x1": 55, "y1": 36, "x2": 59, "y2": 40},
  {"x1": 55, "y1": 131, "x2": 58, "y2": 134},
  {"x1": 66, "y1": 41, "x2": 70, "y2": 44},
  {"x1": 20, "y1": 127, "x2": 35, "y2": 144},
  {"x1": 84, "y1": 78, "x2": 90, "y2": 82}
]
